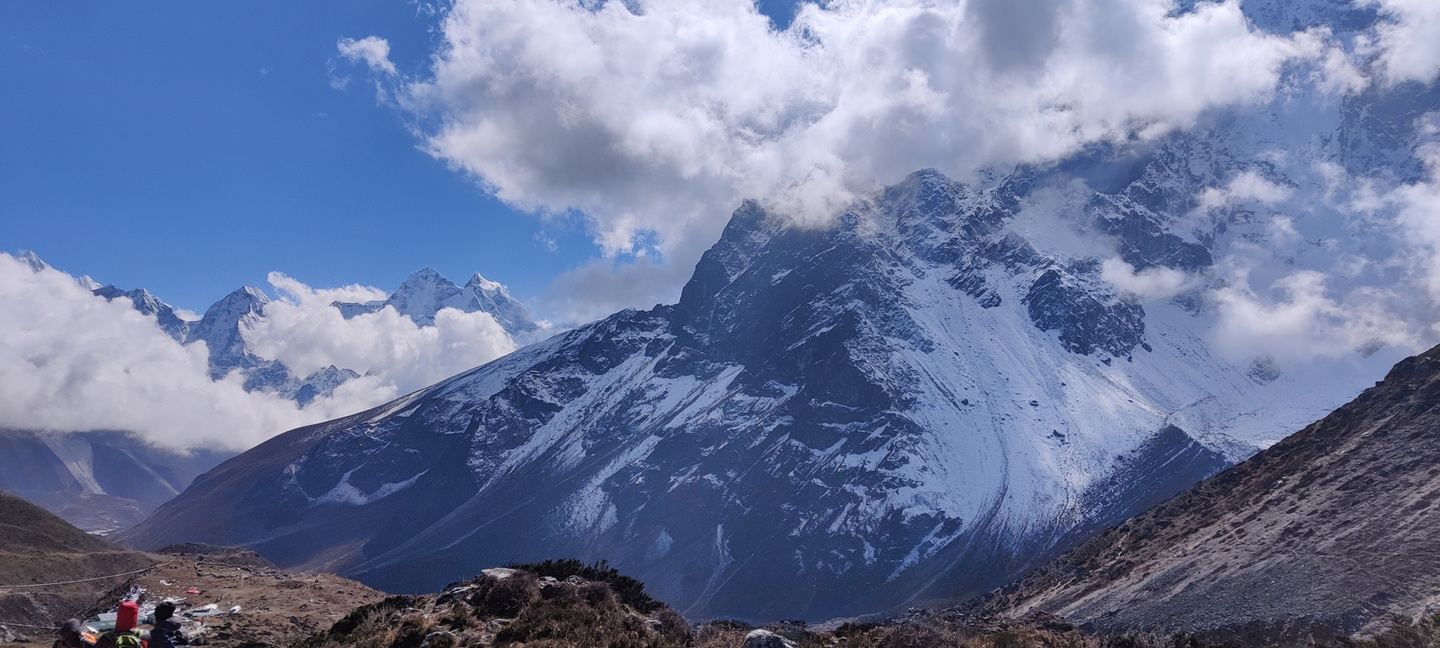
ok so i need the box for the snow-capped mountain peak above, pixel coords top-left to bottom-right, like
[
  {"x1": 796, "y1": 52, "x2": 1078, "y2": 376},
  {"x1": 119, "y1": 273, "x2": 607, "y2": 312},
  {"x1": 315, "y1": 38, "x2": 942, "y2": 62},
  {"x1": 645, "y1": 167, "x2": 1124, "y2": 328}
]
[
  {"x1": 382, "y1": 268, "x2": 462, "y2": 325},
  {"x1": 332, "y1": 267, "x2": 538, "y2": 334},
  {"x1": 449, "y1": 272, "x2": 538, "y2": 334},
  {"x1": 465, "y1": 272, "x2": 503, "y2": 292},
  {"x1": 17, "y1": 249, "x2": 49, "y2": 272},
  {"x1": 187, "y1": 285, "x2": 271, "y2": 374}
]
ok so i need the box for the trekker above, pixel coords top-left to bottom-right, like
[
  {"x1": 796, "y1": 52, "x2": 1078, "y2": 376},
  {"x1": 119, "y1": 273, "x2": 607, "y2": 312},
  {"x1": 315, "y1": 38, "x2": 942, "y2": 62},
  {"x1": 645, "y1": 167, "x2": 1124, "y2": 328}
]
[
  {"x1": 95, "y1": 601, "x2": 143, "y2": 648},
  {"x1": 147, "y1": 602, "x2": 189, "y2": 648},
  {"x1": 53, "y1": 619, "x2": 84, "y2": 648}
]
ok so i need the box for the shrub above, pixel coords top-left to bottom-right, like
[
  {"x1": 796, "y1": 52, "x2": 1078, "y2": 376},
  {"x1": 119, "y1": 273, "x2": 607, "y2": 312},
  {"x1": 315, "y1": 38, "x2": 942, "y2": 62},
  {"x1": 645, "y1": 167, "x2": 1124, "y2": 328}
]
[
  {"x1": 319, "y1": 596, "x2": 419, "y2": 640},
  {"x1": 510, "y1": 558, "x2": 663, "y2": 613},
  {"x1": 467, "y1": 572, "x2": 541, "y2": 618}
]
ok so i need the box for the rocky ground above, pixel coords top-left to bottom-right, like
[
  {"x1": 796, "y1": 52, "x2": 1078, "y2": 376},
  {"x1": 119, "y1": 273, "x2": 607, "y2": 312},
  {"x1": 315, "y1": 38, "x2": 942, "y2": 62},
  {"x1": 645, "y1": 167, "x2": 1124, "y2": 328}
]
[
  {"x1": 297, "y1": 558, "x2": 1440, "y2": 648},
  {"x1": 9, "y1": 543, "x2": 1439, "y2": 647},
  {"x1": 286, "y1": 560, "x2": 1235, "y2": 648},
  {"x1": 3, "y1": 544, "x2": 382, "y2": 647}
]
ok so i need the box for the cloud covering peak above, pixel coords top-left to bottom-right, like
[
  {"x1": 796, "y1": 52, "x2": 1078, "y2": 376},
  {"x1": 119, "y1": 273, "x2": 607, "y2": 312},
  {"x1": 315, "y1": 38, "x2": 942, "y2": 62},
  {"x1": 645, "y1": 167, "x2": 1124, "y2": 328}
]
[{"x1": 335, "y1": 0, "x2": 1377, "y2": 317}]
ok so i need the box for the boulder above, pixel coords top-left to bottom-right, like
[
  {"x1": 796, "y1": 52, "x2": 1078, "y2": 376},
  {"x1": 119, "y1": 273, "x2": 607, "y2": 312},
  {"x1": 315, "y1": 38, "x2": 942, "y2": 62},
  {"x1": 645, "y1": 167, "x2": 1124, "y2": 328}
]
[
  {"x1": 480, "y1": 567, "x2": 520, "y2": 580},
  {"x1": 741, "y1": 629, "x2": 797, "y2": 648}
]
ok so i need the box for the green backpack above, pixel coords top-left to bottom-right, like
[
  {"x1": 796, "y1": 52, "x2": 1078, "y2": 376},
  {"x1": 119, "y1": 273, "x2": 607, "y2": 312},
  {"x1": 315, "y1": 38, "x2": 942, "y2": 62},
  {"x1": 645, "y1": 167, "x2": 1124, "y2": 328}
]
[{"x1": 112, "y1": 630, "x2": 143, "y2": 648}]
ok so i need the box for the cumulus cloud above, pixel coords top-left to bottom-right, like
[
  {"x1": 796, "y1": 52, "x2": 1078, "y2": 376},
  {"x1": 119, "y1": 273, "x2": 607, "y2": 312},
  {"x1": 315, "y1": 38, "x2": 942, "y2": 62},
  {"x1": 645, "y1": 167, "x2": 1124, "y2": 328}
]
[
  {"x1": 1315, "y1": 40, "x2": 1370, "y2": 94},
  {"x1": 0, "y1": 255, "x2": 380, "y2": 452},
  {"x1": 1210, "y1": 269, "x2": 1416, "y2": 363},
  {"x1": 337, "y1": 36, "x2": 398, "y2": 75},
  {"x1": 244, "y1": 272, "x2": 516, "y2": 392},
  {"x1": 344, "y1": 0, "x2": 1340, "y2": 311},
  {"x1": 1101, "y1": 257, "x2": 1196, "y2": 300},
  {"x1": 1198, "y1": 170, "x2": 1294, "y2": 209},
  {"x1": 1391, "y1": 126, "x2": 1440, "y2": 301},
  {"x1": 1366, "y1": 0, "x2": 1440, "y2": 84}
]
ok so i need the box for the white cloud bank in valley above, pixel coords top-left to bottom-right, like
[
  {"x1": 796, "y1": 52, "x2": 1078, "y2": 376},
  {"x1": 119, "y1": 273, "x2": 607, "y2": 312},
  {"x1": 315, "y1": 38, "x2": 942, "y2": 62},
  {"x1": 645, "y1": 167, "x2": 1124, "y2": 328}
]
[
  {"x1": 244, "y1": 272, "x2": 516, "y2": 391},
  {"x1": 0, "y1": 255, "x2": 333, "y2": 451},
  {"x1": 0, "y1": 255, "x2": 516, "y2": 452}
]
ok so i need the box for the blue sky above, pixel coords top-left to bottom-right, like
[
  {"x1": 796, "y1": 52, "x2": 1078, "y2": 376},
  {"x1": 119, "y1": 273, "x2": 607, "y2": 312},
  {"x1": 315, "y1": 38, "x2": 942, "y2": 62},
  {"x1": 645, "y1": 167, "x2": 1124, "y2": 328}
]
[{"x1": 0, "y1": 2, "x2": 793, "y2": 313}]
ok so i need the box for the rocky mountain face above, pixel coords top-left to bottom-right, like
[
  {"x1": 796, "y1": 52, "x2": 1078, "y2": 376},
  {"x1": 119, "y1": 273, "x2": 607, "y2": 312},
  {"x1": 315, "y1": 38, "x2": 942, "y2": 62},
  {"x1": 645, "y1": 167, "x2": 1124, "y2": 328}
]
[
  {"x1": 990, "y1": 344, "x2": 1440, "y2": 644},
  {"x1": 0, "y1": 429, "x2": 228, "y2": 533},
  {"x1": 179, "y1": 284, "x2": 375, "y2": 400},
  {"x1": 91, "y1": 284, "x2": 190, "y2": 341},
  {"x1": 123, "y1": 159, "x2": 1377, "y2": 621},
  {"x1": 185, "y1": 285, "x2": 312, "y2": 394}
]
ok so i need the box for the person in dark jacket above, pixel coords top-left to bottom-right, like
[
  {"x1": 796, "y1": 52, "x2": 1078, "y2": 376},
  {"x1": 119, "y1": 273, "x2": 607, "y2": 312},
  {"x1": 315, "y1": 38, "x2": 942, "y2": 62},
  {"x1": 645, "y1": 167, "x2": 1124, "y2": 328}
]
[
  {"x1": 147, "y1": 602, "x2": 190, "y2": 648},
  {"x1": 53, "y1": 619, "x2": 84, "y2": 648}
]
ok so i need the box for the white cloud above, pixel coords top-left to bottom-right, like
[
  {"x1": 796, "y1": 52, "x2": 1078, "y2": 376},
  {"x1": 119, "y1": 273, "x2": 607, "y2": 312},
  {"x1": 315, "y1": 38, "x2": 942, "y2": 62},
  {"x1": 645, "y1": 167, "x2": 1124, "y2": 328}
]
[
  {"x1": 244, "y1": 272, "x2": 516, "y2": 392},
  {"x1": 337, "y1": 36, "x2": 398, "y2": 75},
  {"x1": 1314, "y1": 39, "x2": 1370, "y2": 94},
  {"x1": 1267, "y1": 214, "x2": 1302, "y2": 246},
  {"x1": 354, "y1": 0, "x2": 1334, "y2": 310},
  {"x1": 266, "y1": 271, "x2": 387, "y2": 307},
  {"x1": 0, "y1": 255, "x2": 381, "y2": 452},
  {"x1": 1210, "y1": 269, "x2": 1415, "y2": 364},
  {"x1": 1198, "y1": 170, "x2": 1294, "y2": 209},
  {"x1": 1366, "y1": 0, "x2": 1440, "y2": 84},
  {"x1": 0, "y1": 258, "x2": 522, "y2": 452},
  {"x1": 1392, "y1": 133, "x2": 1440, "y2": 301},
  {"x1": 1101, "y1": 257, "x2": 1196, "y2": 300}
]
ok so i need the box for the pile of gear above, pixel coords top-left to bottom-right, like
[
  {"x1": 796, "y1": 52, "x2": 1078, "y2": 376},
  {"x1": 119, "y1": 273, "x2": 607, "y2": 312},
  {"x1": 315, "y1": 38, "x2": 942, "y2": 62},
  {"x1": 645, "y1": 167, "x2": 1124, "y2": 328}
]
[{"x1": 55, "y1": 593, "x2": 240, "y2": 647}]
